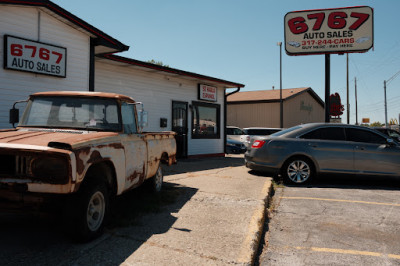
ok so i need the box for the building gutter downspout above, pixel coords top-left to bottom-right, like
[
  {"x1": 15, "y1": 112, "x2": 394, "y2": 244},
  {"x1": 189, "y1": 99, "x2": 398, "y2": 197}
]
[{"x1": 224, "y1": 87, "x2": 242, "y2": 154}]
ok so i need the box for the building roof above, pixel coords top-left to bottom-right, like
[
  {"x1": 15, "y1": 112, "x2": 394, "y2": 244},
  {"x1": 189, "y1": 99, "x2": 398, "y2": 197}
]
[
  {"x1": 98, "y1": 54, "x2": 245, "y2": 89},
  {"x1": 0, "y1": 0, "x2": 129, "y2": 54},
  {"x1": 32, "y1": 91, "x2": 135, "y2": 103},
  {"x1": 2, "y1": 0, "x2": 245, "y2": 89},
  {"x1": 227, "y1": 87, "x2": 324, "y2": 107}
]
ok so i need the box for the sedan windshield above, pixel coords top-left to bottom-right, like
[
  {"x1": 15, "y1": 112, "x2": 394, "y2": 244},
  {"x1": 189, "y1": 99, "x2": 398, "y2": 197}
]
[
  {"x1": 271, "y1": 125, "x2": 302, "y2": 137},
  {"x1": 19, "y1": 96, "x2": 121, "y2": 131}
]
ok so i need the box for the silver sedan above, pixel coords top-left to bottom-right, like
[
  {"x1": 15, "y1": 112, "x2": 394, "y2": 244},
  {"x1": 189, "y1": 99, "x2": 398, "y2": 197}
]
[{"x1": 245, "y1": 123, "x2": 400, "y2": 185}]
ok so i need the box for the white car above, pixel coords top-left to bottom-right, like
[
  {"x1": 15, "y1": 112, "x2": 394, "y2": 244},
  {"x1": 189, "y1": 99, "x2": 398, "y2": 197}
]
[
  {"x1": 226, "y1": 126, "x2": 245, "y2": 142},
  {"x1": 242, "y1": 127, "x2": 282, "y2": 147}
]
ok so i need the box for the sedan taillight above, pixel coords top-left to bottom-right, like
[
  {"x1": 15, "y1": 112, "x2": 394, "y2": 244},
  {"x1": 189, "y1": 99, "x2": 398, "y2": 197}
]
[{"x1": 252, "y1": 140, "x2": 266, "y2": 148}]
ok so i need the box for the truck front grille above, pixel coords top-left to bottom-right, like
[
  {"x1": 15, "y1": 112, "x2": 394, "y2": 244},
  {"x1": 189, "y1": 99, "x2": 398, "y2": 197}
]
[
  {"x1": 16, "y1": 156, "x2": 29, "y2": 176},
  {"x1": 0, "y1": 155, "x2": 30, "y2": 177},
  {"x1": 0, "y1": 155, "x2": 16, "y2": 175}
]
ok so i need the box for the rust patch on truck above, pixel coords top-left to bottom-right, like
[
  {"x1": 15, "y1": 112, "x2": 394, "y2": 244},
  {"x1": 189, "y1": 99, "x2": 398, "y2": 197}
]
[
  {"x1": 74, "y1": 147, "x2": 91, "y2": 176},
  {"x1": 88, "y1": 150, "x2": 103, "y2": 164},
  {"x1": 126, "y1": 164, "x2": 146, "y2": 189}
]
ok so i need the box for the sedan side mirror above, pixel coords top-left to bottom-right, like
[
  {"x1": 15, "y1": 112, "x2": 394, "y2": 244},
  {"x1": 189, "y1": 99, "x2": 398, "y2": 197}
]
[{"x1": 386, "y1": 138, "x2": 396, "y2": 147}]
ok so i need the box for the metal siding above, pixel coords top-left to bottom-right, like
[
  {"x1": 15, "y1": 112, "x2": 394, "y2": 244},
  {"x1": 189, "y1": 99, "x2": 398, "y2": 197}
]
[
  {"x1": 227, "y1": 92, "x2": 324, "y2": 128},
  {"x1": 227, "y1": 102, "x2": 280, "y2": 128},
  {"x1": 0, "y1": 6, "x2": 90, "y2": 129},
  {"x1": 284, "y1": 93, "x2": 324, "y2": 127},
  {"x1": 95, "y1": 61, "x2": 225, "y2": 156}
]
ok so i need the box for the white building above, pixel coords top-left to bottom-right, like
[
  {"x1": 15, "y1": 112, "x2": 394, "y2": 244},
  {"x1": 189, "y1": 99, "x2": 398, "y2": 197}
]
[{"x1": 0, "y1": 0, "x2": 244, "y2": 158}]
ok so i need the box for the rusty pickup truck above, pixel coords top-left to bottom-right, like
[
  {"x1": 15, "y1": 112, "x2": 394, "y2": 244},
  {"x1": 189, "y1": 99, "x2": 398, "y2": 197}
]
[{"x1": 0, "y1": 91, "x2": 176, "y2": 241}]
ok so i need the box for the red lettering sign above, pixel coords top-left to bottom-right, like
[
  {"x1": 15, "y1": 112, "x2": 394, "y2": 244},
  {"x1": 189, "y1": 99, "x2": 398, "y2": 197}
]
[{"x1": 199, "y1": 84, "x2": 217, "y2": 102}]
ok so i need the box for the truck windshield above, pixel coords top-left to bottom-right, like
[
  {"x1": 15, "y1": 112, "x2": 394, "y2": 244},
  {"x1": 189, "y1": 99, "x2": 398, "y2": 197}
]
[{"x1": 19, "y1": 96, "x2": 121, "y2": 131}]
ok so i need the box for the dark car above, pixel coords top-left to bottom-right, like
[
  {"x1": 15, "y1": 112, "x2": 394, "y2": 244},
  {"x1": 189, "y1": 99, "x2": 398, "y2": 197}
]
[
  {"x1": 245, "y1": 123, "x2": 400, "y2": 185},
  {"x1": 226, "y1": 139, "x2": 247, "y2": 154},
  {"x1": 372, "y1": 127, "x2": 400, "y2": 142}
]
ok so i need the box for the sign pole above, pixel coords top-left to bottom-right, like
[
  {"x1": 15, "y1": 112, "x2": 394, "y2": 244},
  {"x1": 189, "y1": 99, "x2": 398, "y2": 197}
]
[{"x1": 325, "y1": 54, "x2": 330, "y2": 123}]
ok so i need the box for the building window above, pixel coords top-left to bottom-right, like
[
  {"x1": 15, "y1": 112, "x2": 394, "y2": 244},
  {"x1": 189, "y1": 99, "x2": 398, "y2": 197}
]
[{"x1": 191, "y1": 101, "x2": 220, "y2": 139}]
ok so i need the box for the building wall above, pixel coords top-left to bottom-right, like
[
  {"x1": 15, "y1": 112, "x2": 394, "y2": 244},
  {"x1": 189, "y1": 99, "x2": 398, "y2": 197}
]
[
  {"x1": 284, "y1": 92, "x2": 324, "y2": 127},
  {"x1": 95, "y1": 61, "x2": 226, "y2": 156},
  {"x1": 227, "y1": 91, "x2": 324, "y2": 128},
  {"x1": 227, "y1": 102, "x2": 280, "y2": 128},
  {"x1": 0, "y1": 6, "x2": 90, "y2": 128}
]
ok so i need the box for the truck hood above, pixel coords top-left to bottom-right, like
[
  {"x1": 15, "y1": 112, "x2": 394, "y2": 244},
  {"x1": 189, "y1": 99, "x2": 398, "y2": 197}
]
[{"x1": 0, "y1": 129, "x2": 119, "y2": 150}]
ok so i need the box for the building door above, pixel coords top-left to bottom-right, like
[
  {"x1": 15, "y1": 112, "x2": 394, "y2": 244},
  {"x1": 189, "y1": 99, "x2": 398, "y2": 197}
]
[{"x1": 172, "y1": 101, "x2": 188, "y2": 158}]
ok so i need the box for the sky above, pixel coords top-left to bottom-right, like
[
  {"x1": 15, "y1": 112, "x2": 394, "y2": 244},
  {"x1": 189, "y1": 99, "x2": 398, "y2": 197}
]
[{"x1": 53, "y1": 0, "x2": 400, "y2": 125}]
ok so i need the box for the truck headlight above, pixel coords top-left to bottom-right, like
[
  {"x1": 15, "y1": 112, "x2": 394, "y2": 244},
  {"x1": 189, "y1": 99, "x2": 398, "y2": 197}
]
[{"x1": 31, "y1": 156, "x2": 69, "y2": 184}]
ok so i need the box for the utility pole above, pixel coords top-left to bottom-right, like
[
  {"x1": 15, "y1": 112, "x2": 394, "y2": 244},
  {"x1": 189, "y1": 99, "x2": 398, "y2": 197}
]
[
  {"x1": 355, "y1": 77, "x2": 358, "y2": 125},
  {"x1": 325, "y1": 54, "x2": 331, "y2": 123},
  {"x1": 384, "y1": 70, "x2": 400, "y2": 128},
  {"x1": 277, "y1": 42, "x2": 283, "y2": 128},
  {"x1": 346, "y1": 54, "x2": 349, "y2": 124},
  {"x1": 384, "y1": 80, "x2": 387, "y2": 127}
]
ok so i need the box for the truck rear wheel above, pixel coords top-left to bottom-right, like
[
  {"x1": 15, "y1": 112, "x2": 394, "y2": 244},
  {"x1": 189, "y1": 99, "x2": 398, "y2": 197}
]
[
  {"x1": 150, "y1": 164, "x2": 163, "y2": 192},
  {"x1": 72, "y1": 181, "x2": 109, "y2": 242}
]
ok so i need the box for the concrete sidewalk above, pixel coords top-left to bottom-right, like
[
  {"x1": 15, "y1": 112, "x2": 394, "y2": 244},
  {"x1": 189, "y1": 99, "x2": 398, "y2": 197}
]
[{"x1": 121, "y1": 156, "x2": 272, "y2": 265}]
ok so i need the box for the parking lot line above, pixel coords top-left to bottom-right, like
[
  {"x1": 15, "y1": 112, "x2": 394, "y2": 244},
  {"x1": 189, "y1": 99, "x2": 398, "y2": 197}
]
[
  {"x1": 293, "y1": 246, "x2": 400, "y2": 260},
  {"x1": 281, "y1": 196, "x2": 400, "y2": 207}
]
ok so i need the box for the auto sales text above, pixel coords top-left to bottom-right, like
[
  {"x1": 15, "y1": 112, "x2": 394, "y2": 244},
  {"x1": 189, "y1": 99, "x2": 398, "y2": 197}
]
[{"x1": 11, "y1": 58, "x2": 61, "y2": 74}]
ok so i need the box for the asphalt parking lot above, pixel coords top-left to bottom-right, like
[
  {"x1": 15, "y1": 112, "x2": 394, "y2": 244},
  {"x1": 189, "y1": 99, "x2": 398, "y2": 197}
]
[{"x1": 260, "y1": 175, "x2": 400, "y2": 265}]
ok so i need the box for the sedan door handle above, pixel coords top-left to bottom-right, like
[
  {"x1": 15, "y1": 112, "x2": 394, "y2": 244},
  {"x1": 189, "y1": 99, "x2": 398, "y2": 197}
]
[
  {"x1": 356, "y1": 146, "x2": 365, "y2": 150},
  {"x1": 308, "y1": 143, "x2": 317, "y2": 148}
]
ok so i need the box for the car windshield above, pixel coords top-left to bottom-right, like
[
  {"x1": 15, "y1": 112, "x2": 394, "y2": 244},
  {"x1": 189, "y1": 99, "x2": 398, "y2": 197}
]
[
  {"x1": 245, "y1": 129, "x2": 281, "y2": 135},
  {"x1": 270, "y1": 125, "x2": 302, "y2": 137},
  {"x1": 19, "y1": 96, "x2": 121, "y2": 131},
  {"x1": 227, "y1": 127, "x2": 244, "y2": 135}
]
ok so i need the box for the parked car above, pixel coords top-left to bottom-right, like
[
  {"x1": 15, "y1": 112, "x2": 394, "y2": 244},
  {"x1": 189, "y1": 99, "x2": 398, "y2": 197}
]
[
  {"x1": 242, "y1": 127, "x2": 282, "y2": 147},
  {"x1": 372, "y1": 127, "x2": 400, "y2": 142},
  {"x1": 245, "y1": 123, "x2": 400, "y2": 185},
  {"x1": 226, "y1": 139, "x2": 247, "y2": 154},
  {"x1": 226, "y1": 126, "x2": 245, "y2": 142}
]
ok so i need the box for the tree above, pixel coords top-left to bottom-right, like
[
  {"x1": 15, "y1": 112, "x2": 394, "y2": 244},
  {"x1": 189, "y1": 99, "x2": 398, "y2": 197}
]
[
  {"x1": 147, "y1": 59, "x2": 169, "y2": 68},
  {"x1": 370, "y1": 121, "x2": 383, "y2": 127}
]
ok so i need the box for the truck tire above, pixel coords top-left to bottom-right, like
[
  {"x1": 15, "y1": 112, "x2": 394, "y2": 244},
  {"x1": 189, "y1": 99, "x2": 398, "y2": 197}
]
[
  {"x1": 72, "y1": 180, "x2": 109, "y2": 242},
  {"x1": 150, "y1": 164, "x2": 163, "y2": 193}
]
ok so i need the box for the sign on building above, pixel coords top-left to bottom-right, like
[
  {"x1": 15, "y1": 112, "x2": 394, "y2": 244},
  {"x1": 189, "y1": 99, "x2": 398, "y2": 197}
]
[
  {"x1": 4, "y1": 35, "x2": 67, "y2": 78},
  {"x1": 284, "y1": 6, "x2": 373, "y2": 55},
  {"x1": 198, "y1": 84, "x2": 217, "y2": 102}
]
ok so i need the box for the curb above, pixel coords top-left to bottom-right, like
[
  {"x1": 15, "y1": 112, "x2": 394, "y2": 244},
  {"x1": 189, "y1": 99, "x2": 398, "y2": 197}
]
[{"x1": 237, "y1": 179, "x2": 273, "y2": 265}]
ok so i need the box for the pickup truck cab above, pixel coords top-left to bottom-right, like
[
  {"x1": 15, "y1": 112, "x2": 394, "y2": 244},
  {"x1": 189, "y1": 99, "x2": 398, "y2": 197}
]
[{"x1": 1, "y1": 91, "x2": 176, "y2": 241}]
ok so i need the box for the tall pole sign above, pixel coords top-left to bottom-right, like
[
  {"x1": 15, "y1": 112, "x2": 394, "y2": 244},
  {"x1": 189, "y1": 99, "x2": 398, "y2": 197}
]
[{"x1": 284, "y1": 6, "x2": 373, "y2": 122}]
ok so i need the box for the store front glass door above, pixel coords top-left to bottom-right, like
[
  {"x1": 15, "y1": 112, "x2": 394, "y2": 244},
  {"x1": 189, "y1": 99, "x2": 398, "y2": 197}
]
[{"x1": 172, "y1": 101, "x2": 188, "y2": 158}]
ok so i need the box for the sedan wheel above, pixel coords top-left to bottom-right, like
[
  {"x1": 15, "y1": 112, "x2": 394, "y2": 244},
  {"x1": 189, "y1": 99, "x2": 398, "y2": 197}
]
[{"x1": 284, "y1": 158, "x2": 314, "y2": 184}]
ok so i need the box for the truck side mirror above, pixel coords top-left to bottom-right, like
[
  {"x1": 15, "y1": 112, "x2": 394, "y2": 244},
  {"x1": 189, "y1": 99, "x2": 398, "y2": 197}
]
[
  {"x1": 9, "y1": 108, "x2": 19, "y2": 127},
  {"x1": 138, "y1": 110, "x2": 148, "y2": 130},
  {"x1": 9, "y1": 100, "x2": 28, "y2": 128}
]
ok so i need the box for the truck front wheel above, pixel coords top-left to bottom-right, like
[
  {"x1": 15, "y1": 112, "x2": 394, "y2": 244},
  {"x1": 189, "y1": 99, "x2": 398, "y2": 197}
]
[{"x1": 72, "y1": 181, "x2": 109, "y2": 242}]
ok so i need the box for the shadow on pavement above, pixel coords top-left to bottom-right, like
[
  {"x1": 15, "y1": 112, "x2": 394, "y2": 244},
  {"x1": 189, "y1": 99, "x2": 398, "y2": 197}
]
[
  {"x1": 164, "y1": 155, "x2": 245, "y2": 175},
  {"x1": 260, "y1": 172, "x2": 400, "y2": 191},
  {"x1": 305, "y1": 174, "x2": 400, "y2": 191},
  {"x1": 0, "y1": 182, "x2": 197, "y2": 266}
]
